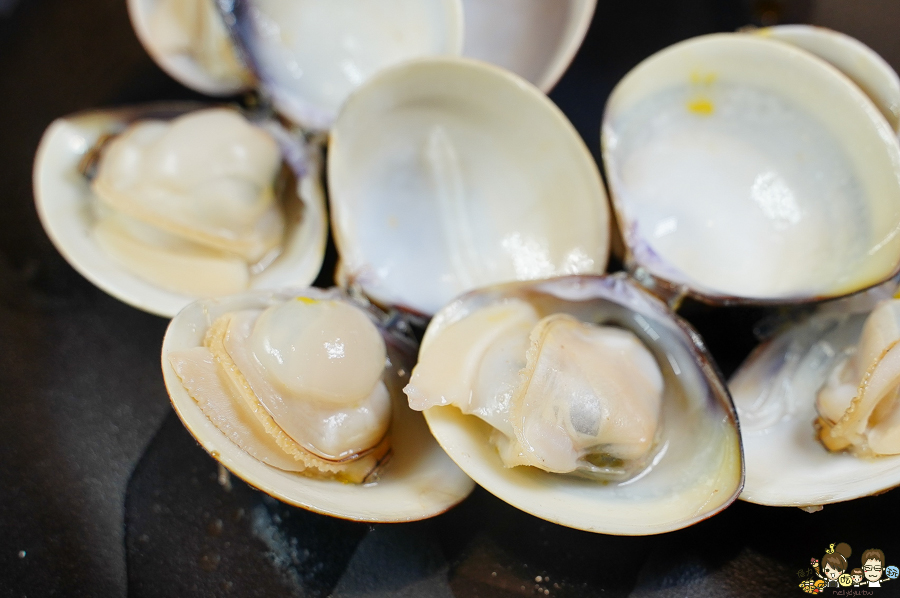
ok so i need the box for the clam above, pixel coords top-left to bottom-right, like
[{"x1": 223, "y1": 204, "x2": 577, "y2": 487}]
[
  {"x1": 328, "y1": 57, "x2": 611, "y2": 316},
  {"x1": 602, "y1": 33, "x2": 900, "y2": 305},
  {"x1": 33, "y1": 104, "x2": 327, "y2": 317},
  {"x1": 162, "y1": 287, "x2": 475, "y2": 520},
  {"x1": 404, "y1": 274, "x2": 743, "y2": 535},
  {"x1": 128, "y1": 0, "x2": 253, "y2": 95},
  {"x1": 730, "y1": 283, "x2": 900, "y2": 507}
]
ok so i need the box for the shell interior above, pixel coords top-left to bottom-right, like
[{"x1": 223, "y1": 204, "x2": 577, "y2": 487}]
[
  {"x1": 460, "y1": 0, "x2": 596, "y2": 92},
  {"x1": 603, "y1": 33, "x2": 900, "y2": 304},
  {"x1": 416, "y1": 275, "x2": 743, "y2": 535},
  {"x1": 161, "y1": 288, "x2": 475, "y2": 521},
  {"x1": 223, "y1": 0, "x2": 464, "y2": 130},
  {"x1": 329, "y1": 58, "x2": 610, "y2": 316}
]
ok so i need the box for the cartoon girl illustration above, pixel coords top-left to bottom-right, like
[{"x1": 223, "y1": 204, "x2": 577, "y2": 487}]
[
  {"x1": 812, "y1": 543, "x2": 852, "y2": 588},
  {"x1": 861, "y1": 548, "x2": 892, "y2": 587},
  {"x1": 851, "y1": 568, "x2": 864, "y2": 586}
]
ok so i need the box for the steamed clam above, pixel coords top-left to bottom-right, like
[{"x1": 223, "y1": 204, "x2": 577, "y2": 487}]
[
  {"x1": 730, "y1": 284, "x2": 900, "y2": 507},
  {"x1": 128, "y1": 0, "x2": 253, "y2": 95},
  {"x1": 405, "y1": 274, "x2": 743, "y2": 535},
  {"x1": 602, "y1": 33, "x2": 900, "y2": 304},
  {"x1": 162, "y1": 287, "x2": 475, "y2": 520},
  {"x1": 33, "y1": 104, "x2": 328, "y2": 317}
]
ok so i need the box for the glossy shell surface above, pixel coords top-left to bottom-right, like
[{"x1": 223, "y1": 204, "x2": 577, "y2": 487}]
[
  {"x1": 329, "y1": 57, "x2": 610, "y2": 316},
  {"x1": 603, "y1": 33, "x2": 900, "y2": 305}
]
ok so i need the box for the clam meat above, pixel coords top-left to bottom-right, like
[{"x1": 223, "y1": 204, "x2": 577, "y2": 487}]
[
  {"x1": 90, "y1": 108, "x2": 286, "y2": 298},
  {"x1": 405, "y1": 275, "x2": 743, "y2": 535},
  {"x1": 168, "y1": 292, "x2": 394, "y2": 482},
  {"x1": 817, "y1": 299, "x2": 900, "y2": 456},
  {"x1": 406, "y1": 299, "x2": 664, "y2": 480},
  {"x1": 162, "y1": 288, "x2": 475, "y2": 520}
]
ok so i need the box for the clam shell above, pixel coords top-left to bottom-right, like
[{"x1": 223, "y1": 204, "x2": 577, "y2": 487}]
[
  {"x1": 222, "y1": 0, "x2": 464, "y2": 130},
  {"x1": 33, "y1": 104, "x2": 328, "y2": 317},
  {"x1": 161, "y1": 287, "x2": 475, "y2": 521},
  {"x1": 413, "y1": 274, "x2": 743, "y2": 535},
  {"x1": 461, "y1": 0, "x2": 596, "y2": 92},
  {"x1": 328, "y1": 57, "x2": 610, "y2": 316},
  {"x1": 128, "y1": 0, "x2": 252, "y2": 95},
  {"x1": 730, "y1": 289, "x2": 900, "y2": 507},
  {"x1": 752, "y1": 25, "x2": 900, "y2": 134},
  {"x1": 602, "y1": 33, "x2": 900, "y2": 305}
]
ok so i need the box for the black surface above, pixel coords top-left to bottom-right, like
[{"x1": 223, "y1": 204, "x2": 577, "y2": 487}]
[{"x1": 3, "y1": 1, "x2": 900, "y2": 597}]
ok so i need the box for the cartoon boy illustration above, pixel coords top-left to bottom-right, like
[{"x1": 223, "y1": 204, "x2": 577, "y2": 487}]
[
  {"x1": 813, "y1": 543, "x2": 852, "y2": 588},
  {"x1": 851, "y1": 568, "x2": 864, "y2": 586},
  {"x1": 861, "y1": 548, "x2": 892, "y2": 587}
]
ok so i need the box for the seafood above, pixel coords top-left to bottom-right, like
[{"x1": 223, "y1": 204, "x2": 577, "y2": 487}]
[
  {"x1": 33, "y1": 104, "x2": 328, "y2": 317},
  {"x1": 162, "y1": 288, "x2": 475, "y2": 520},
  {"x1": 602, "y1": 33, "x2": 900, "y2": 305},
  {"x1": 730, "y1": 284, "x2": 900, "y2": 506},
  {"x1": 405, "y1": 275, "x2": 743, "y2": 534},
  {"x1": 90, "y1": 108, "x2": 285, "y2": 297},
  {"x1": 328, "y1": 57, "x2": 610, "y2": 316}
]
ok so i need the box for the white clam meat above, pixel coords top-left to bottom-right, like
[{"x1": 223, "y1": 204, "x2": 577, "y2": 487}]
[
  {"x1": 407, "y1": 302, "x2": 664, "y2": 479},
  {"x1": 730, "y1": 285, "x2": 900, "y2": 506},
  {"x1": 33, "y1": 104, "x2": 328, "y2": 317},
  {"x1": 329, "y1": 57, "x2": 610, "y2": 316},
  {"x1": 405, "y1": 275, "x2": 743, "y2": 535},
  {"x1": 602, "y1": 33, "x2": 900, "y2": 304},
  {"x1": 91, "y1": 108, "x2": 284, "y2": 297},
  {"x1": 162, "y1": 288, "x2": 475, "y2": 520}
]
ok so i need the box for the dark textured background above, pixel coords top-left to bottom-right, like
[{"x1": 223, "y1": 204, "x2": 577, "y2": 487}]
[{"x1": 2, "y1": 1, "x2": 900, "y2": 596}]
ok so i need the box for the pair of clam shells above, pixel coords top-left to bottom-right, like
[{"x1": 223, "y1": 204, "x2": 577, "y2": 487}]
[{"x1": 34, "y1": 18, "x2": 900, "y2": 532}]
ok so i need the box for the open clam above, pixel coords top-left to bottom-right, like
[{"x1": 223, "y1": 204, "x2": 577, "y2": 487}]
[
  {"x1": 730, "y1": 284, "x2": 900, "y2": 507},
  {"x1": 602, "y1": 33, "x2": 900, "y2": 305},
  {"x1": 328, "y1": 57, "x2": 611, "y2": 316},
  {"x1": 128, "y1": 0, "x2": 253, "y2": 95},
  {"x1": 162, "y1": 287, "x2": 475, "y2": 521},
  {"x1": 404, "y1": 274, "x2": 743, "y2": 535},
  {"x1": 33, "y1": 104, "x2": 327, "y2": 317}
]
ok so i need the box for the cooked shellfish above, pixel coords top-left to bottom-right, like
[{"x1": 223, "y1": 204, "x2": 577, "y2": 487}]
[
  {"x1": 162, "y1": 288, "x2": 475, "y2": 520},
  {"x1": 730, "y1": 283, "x2": 900, "y2": 506},
  {"x1": 33, "y1": 104, "x2": 328, "y2": 317},
  {"x1": 405, "y1": 274, "x2": 743, "y2": 534}
]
